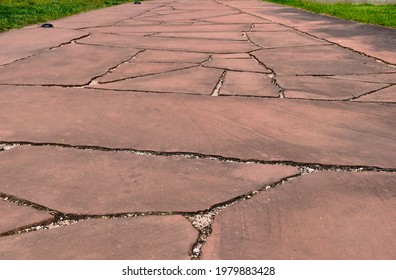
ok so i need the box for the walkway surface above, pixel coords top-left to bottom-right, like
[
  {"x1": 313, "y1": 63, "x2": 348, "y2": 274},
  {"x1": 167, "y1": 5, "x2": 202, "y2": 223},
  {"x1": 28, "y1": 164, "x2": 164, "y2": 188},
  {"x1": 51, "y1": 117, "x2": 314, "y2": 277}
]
[{"x1": 0, "y1": 0, "x2": 395, "y2": 260}]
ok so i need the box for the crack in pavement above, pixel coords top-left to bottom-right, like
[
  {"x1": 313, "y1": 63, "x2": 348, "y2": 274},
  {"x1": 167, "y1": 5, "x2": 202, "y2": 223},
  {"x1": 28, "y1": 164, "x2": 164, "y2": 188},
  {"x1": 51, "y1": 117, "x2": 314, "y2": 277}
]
[
  {"x1": 211, "y1": 70, "x2": 227, "y2": 96},
  {"x1": 1, "y1": 142, "x2": 395, "y2": 173},
  {"x1": 215, "y1": 0, "x2": 396, "y2": 68}
]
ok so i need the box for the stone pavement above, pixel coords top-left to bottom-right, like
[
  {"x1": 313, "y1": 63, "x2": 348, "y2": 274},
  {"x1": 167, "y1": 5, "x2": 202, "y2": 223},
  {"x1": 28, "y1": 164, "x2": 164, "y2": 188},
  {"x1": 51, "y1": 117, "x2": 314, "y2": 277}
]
[{"x1": 0, "y1": 0, "x2": 395, "y2": 260}]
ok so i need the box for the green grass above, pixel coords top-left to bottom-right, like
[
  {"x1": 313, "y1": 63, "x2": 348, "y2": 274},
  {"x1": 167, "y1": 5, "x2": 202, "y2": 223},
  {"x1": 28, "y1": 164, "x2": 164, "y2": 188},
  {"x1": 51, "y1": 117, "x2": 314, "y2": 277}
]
[
  {"x1": 0, "y1": 0, "x2": 135, "y2": 32},
  {"x1": 263, "y1": 0, "x2": 396, "y2": 28}
]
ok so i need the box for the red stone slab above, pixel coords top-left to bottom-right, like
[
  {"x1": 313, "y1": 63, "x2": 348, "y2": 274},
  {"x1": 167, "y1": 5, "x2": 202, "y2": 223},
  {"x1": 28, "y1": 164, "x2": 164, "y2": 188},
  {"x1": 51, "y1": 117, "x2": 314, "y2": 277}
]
[
  {"x1": 277, "y1": 76, "x2": 389, "y2": 100},
  {"x1": 252, "y1": 23, "x2": 292, "y2": 32},
  {"x1": 51, "y1": 2, "x2": 161, "y2": 29},
  {"x1": 202, "y1": 13, "x2": 270, "y2": 24},
  {"x1": 253, "y1": 45, "x2": 395, "y2": 75},
  {"x1": 135, "y1": 10, "x2": 238, "y2": 22},
  {"x1": 0, "y1": 44, "x2": 139, "y2": 85},
  {"x1": 249, "y1": 30, "x2": 327, "y2": 48},
  {"x1": 0, "y1": 28, "x2": 89, "y2": 66},
  {"x1": 98, "y1": 62, "x2": 197, "y2": 83},
  {"x1": 93, "y1": 66, "x2": 223, "y2": 94},
  {"x1": 0, "y1": 146, "x2": 299, "y2": 214},
  {"x1": 202, "y1": 171, "x2": 396, "y2": 260},
  {"x1": 133, "y1": 50, "x2": 209, "y2": 63},
  {"x1": 151, "y1": 32, "x2": 246, "y2": 41},
  {"x1": 78, "y1": 33, "x2": 258, "y2": 53},
  {"x1": 220, "y1": 71, "x2": 280, "y2": 97},
  {"x1": 224, "y1": 0, "x2": 396, "y2": 64},
  {"x1": 0, "y1": 200, "x2": 53, "y2": 234},
  {"x1": 111, "y1": 23, "x2": 252, "y2": 32},
  {"x1": 203, "y1": 54, "x2": 270, "y2": 73},
  {"x1": 0, "y1": 216, "x2": 197, "y2": 259},
  {"x1": 324, "y1": 73, "x2": 396, "y2": 84},
  {"x1": 354, "y1": 86, "x2": 396, "y2": 103},
  {"x1": 1, "y1": 86, "x2": 395, "y2": 168}
]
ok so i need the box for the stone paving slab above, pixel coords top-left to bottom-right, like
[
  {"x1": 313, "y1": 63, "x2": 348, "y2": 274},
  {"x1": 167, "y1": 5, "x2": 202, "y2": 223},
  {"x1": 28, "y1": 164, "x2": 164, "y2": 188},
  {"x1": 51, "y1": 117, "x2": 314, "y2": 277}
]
[
  {"x1": 0, "y1": 145, "x2": 299, "y2": 214},
  {"x1": 0, "y1": 216, "x2": 197, "y2": 259},
  {"x1": 0, "y1": 0, "x2": 395, "y2": 260},
  {"x1": 0, "y1": 86, "x2": 395, "y2": 168},
  {"x1": 0, "y1": 200, "x2": 53, "y2": 235},
  {"x1": 202, "y1": 171, "x2": 396, "y2": 259},
  {"x1": 0, "y1": 28, "x2": 89, "y2": 66}
]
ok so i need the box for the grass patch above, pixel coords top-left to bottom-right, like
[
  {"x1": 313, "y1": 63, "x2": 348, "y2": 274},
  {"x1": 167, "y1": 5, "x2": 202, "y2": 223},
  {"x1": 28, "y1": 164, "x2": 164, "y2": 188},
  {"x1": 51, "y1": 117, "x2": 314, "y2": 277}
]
[
  {"x1": 0, "y1": 0, "x2": 135, "y2": 32},
  {"x1": 263, "y1": 0, "x2": 396, "y2": 28}
]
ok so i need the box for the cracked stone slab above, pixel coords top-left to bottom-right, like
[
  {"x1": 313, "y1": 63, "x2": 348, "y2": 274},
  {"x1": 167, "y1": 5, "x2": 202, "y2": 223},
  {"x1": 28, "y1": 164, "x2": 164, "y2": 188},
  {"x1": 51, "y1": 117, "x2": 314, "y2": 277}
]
[
  {"x1": 277, "y1": 76, "x2": 390, "y2": 100},
  {"x1": 134, "y1": 50, "x2": 209, "y2": 63},
  {"x1": 1, "y1": 86, "x2": 395, "y2": 168},
  {"x1": 93, "y1": 66, "x2": 223, "y2": 94},
  {"x1": 110, "y1": 23, "x2": 252, "y2": 32},
  {"x1": 78, "y1": 33, "x2": 258, "y2": 53},
  {"x1": 203, "y1": 54, "x2": 270, "y2": 73},
  {"x1": 51, "y1": 2, "x2": 162, "y2": 29},
  {"x1": 0, "y1": 145, "x2": 299, "y2": 213},
  {"x1": 248, "y1": 30, "x2": 328, "y2": 48},
  {"x1": 202, "y1": 171, "x2": 396, "y2": 260},
  {"x1": 135, "y1": 10, "x2": 238, "y2": 22},
  {"x1": 223, "y1": 0, "x2": 396, "y2": 64},
  {"x1": 252, "y1": 23, "x2": 292, "y2": 32},
  {"x1": 0, "y1": 44, "x2": 139, "y2": 85},
  {"x1": 0, "y1": 216, "x2": 197, "y2": 259},
  {"x1": 220, "y1": 71, "x2": 280, "y2": 97},
  {"x1": 202, "y1": 13, "x2": 270, "y2": 24},
  {"x1": 97, "y1": 62, "x2": 197, "y2": 83},
  {"x1": 354, "y1": 85, "x2": 396, "y2": 103},
  {"x1": 0, "y1": 200, "x2": 53, "y2": 234},
  {"x1": 252, "y1": 45, "x2": 395, "y2": 75},
  {"x1": 150, "y1": 32, "x2": 247, "y2": 41},
  {"x1": 0, "y1": 28, "x2": 89, "y2": 66}
]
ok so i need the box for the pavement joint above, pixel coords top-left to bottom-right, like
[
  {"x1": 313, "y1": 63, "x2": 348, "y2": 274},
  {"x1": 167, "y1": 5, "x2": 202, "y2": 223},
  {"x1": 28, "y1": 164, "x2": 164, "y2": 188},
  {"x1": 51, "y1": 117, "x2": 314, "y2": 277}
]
[{"x1": 210, "y1": 70, "x2": 227, "y2": 96}]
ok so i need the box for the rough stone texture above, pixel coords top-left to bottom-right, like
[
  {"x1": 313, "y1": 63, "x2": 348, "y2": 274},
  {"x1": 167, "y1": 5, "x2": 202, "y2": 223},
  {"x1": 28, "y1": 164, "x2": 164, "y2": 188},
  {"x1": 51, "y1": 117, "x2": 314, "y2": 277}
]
[
  {"x1": 0, "y1": 146, "x2": 299, "y2": 214},
  {"x1": 220, "y1": 71, "x2": 280, "y2": 97},
  {"x1": 0, "y1": 86, "x2": 395, "y2": 168},
  {"x1": 0, "y1": 216, "x2": 197, "y2": 259},
  {"x1": 277, "y1": 75, "x2": 389, "y2": 100},
  {"x1": 93, "y1": 66, "x2": 223, "y2": 94},
  {"x1": 354, "y1": 85, "x2": 396, "y2": 102},
  {"x1": 0, "y1": 28, "x2": 89, "y2": 65},
  {"x1": 252, "y1": 45, "x2": 394, "y2": 75},
  {"x1": 202, "y1": 172, "x2": 396, "y2": 260},
  {"x1": 0, "y1": 200, "x2": 53, "y2": 234},
  {"x1": 1, "y1": 0, "x2": 395, "y2": 260},
  {"x1": 0, "y1": 44, "x2": 139, "y2": 85}
]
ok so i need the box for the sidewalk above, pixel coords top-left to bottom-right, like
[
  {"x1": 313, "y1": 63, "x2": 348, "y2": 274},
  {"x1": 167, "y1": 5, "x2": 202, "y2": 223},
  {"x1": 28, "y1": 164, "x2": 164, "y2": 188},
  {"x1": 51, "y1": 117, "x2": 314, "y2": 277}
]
[{"x1": 0, "y1": 0, "x2": 395, "y2": 260}]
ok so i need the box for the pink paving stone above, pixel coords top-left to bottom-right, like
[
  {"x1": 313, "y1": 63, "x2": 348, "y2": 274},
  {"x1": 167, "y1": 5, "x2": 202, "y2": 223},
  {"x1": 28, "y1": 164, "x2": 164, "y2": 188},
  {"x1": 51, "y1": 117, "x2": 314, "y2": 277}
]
[
  {"x1": 203, "y1": 55, "x2": 270, "y2": 73},
  {"x1": 226, "y1": 0, "x2": 396, "y2": 64},
  {"x1": 78, "y1": 33, "x2": 258, "y2": 53},
  {"x1": 0, "y1": 216, "x2": 197, "y2": 260},
  {"x1": 202, "y1": 13, "x2": 270, "y2": 24},
  {"x1": 0, "y1": 44, "x2": 139, "y2": 85},
  {"x1": 323, "y1": 73, "x2": 396, "y2": 84},
  {"x1": 252, "y1": 23, "x2": 292, "y2": 32},
  {"x1": 0, "y1": 200, "x2": 53, "y2": 234},
  {"x1": 97, "y1": 62, "x2": 197, "y2": 83},
  {"x1": 151, "y1": 32, "x2": 247, "y2": 41},
  {"x1": 92, "y1": 66, "x2": 223, "y2": 94},
  {"x1": 111, "y1": 23, "x2": 252, "y2": 32},
  {"x1": 135, "y1": 9, "x2": 237, "y2": 22},
  {"x1": 133, "y1": 50, "x2": 209, "y2": 63},
  {"x1": 248, "y1": 30, "x2": 327, "y2": 48},
  {"x1": 0, "y1": 28, "x2": 89, "y2": 66},
  {"x1": 0, "y1": 146, "x2": 299, "y2": 214},
  {"x1": 354, "y1": 85, "x2": 396, "y2": 103},
  {"x1": 0, "y1": 86, "x2": 395, "y2": 168},
  {"x1": 202, "y1": 171, "x2": 396, "y2": 260},
  {"x1": 51, "y1": 2, "x2": 161, "y2": 29},
  {"x1": 220, "y1": 71, "x2": 280, "y2": 97},
  {"x1": 277, "y1": 76, "x2": 389, "y2": 100},
  {"x1": 252, "y1": 45, "x2": 395, "y2": 75}
]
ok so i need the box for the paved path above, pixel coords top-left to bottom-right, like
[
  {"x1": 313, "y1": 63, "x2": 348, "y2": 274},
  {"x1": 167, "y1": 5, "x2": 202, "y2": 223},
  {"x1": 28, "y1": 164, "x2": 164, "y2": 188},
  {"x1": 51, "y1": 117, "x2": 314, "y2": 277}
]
[{"x1": 0, "y1": 0, "x2": 395, "y2": 260}]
